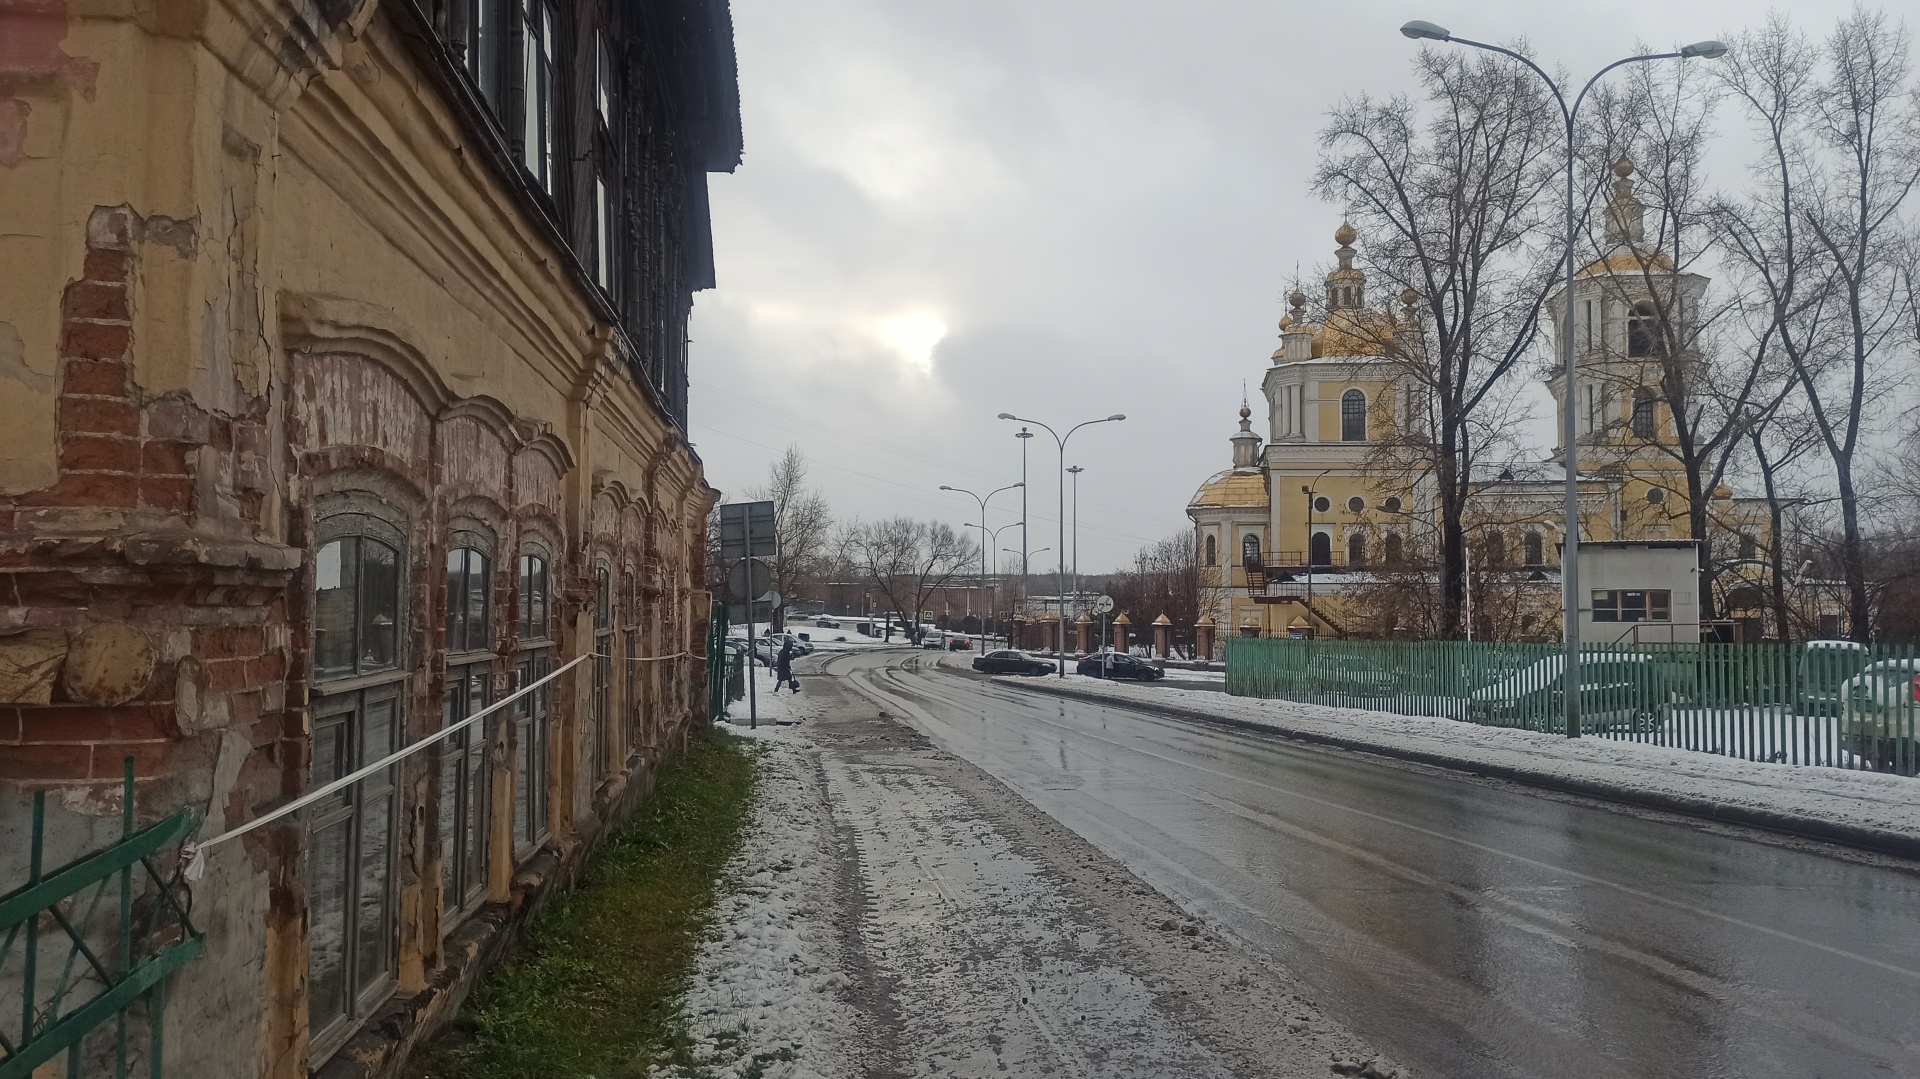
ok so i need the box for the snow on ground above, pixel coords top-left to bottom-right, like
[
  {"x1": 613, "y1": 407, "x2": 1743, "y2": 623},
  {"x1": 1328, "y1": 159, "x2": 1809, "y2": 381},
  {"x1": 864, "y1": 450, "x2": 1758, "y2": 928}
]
[
  {"x1": 1024, "y1": 675, "x2": 1920, "y2": 844},
  {"x1": 656, "y1": 693, "x2": 863, "y2": 1079}
]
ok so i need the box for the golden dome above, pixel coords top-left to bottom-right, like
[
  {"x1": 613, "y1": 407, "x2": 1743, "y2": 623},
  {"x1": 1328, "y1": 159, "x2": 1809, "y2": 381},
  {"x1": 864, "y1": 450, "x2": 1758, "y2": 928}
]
[
  {"x1": 1714, "y1": 483, "x2": 1733, "y2": 500},
  {"x1": 1313, "y1": 307, "x2": 1396, "y2": 357},
  {"x1": 1335, "y1": 220, "x2": 1358, "y2": 246},
  {"x1": 1614, "y1": 157, "x2": 1636, "y2": 178},
  {"x1": 1400, "y1": 287, "x2": 1419, "y2": 307},
  {"x1": 1189, "y1": 469, "x2": 1269, "y2": 509}
]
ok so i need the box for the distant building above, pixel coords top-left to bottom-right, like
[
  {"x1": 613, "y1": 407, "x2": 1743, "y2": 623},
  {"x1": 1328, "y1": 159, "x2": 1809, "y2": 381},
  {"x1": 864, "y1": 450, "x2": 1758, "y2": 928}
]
[{"x1": 1189, "y1": 170, "x2": 1818, "y2": 641}]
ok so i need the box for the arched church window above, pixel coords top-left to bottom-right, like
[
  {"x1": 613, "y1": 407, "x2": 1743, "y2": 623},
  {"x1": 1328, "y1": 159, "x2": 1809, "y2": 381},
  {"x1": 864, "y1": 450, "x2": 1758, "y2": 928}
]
[
  {"x1": 1309, "y1": 532, "x2": 1332, "y2": 566},
  {"x1": 1627, "y1": 301, "x2": 1663, "y2": 358},
  {"x1": 1384, "y1": 533, "x2": 1404, "y2": 565},
  {"x1": 1241, "y1": 532, "x2": 1261, "y2": 565},
  {"x1": 1348, "y1": 533, "x2": 1367, "y2": 565},
  {"x1": 1484, "y1": 530, "x2": 1506, "y2": 566},
  {"x1": 1341, "y1": 390, "x2": 1367, "y2": 442},
  {"x1": 1523, "y1": 532, "x2": 1544, "y2": 566},
  {"x1": 1204, "y1": 534, "x2": 1216, "y2": 566},
  {"x1": 1632, "y1": 389, "x2": 1657, "y2": 439}
]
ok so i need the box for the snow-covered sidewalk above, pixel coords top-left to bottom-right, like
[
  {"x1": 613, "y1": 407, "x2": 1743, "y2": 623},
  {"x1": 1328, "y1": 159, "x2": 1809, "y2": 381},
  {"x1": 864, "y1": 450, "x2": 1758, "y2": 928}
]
[{"x1": 1013, "y1": 675, "x2": 1920, "y2": 854}]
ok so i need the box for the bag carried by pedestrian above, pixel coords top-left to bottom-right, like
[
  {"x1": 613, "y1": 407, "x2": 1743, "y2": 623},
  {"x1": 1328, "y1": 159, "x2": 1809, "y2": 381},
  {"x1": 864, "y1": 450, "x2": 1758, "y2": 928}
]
[{"x1": 787, "y1": 677, "x2": 800, "y2": 692}]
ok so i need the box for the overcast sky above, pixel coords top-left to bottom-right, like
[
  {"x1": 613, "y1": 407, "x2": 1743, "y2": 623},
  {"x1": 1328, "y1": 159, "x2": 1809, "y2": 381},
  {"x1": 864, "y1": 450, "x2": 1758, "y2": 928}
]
[{"x1": 686, "y1": 0, "x2": 1864, "y2": 575}]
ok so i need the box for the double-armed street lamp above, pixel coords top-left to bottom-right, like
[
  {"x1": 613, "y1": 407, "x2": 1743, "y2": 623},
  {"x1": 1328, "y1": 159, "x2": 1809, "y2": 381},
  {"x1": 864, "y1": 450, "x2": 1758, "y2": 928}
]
[
  {"x1": 1399, "y1": 20, "x2": 1725, "y2": 737},
  {"x1": 940, "y1": 482, "x2": 1024, "y2": 587},
  {"x1": 998, "y1": 413, "x2": 1126, "y2": 675}
]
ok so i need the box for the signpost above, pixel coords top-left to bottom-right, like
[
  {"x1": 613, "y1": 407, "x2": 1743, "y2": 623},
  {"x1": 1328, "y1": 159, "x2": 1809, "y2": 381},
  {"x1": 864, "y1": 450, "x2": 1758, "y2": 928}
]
[{"x1": 719, "y1": 500, "x2": 778, "y2": 727}]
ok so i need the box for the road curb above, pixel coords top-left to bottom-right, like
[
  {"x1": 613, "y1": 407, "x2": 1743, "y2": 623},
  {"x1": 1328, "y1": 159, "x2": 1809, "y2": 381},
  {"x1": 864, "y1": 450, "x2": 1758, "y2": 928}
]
[{"x1": 1005, "y1": 679, "x2": 1920, "y2": 862}]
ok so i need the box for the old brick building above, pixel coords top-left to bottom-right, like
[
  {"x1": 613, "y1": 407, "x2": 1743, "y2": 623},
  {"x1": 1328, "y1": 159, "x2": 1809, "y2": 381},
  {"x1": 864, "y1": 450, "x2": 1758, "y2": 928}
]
[{"x1": 0, "y1": 0, "x2": 738, "y2": 1071}]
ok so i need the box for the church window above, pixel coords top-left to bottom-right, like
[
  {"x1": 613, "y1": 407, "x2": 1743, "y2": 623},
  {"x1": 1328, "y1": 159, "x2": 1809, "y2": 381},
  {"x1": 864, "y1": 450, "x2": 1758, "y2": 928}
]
[
  {"x1": 1738, "y1": 532, "x2": 1758, "y2": 561},
  {"x1": 1204, "y1": 535, "x2": 1216, "y2": 566},
  {"x1": 1348, "y1": 533, "x2": 1367, "y2": 565},
  {"x1": 1523, "y1": 532, "x2": 1544, "y2": 566},
  {"x1": 1484, "y1": 530, "x2": 1506, "y2": 566},
  {"x1": 1347, "y1": 496, "x2": 1365, "y2": 514},
  {"x1": 1645, "y1": 486, "x2": 1666, "y2": 505},
  {"x1": 1632, "y1": 389, "x2": 1657, "y2": 439},
  {"x1": 1313, "y1": 496, "x2": 1331, "y2": 514},
  {"x1": 1241, "y1": 532, "x2": 1261, "y2": 565},
  {"x1": 1384, "y1": 533, "x2": 1404, "y2": 565},
  {"x1": 1341, "y1": 390, "x2": 1367, "y2": 441},
  {"x1": 1382, "y1": 496, "x2": 1403, "y2": 514},
  {"x1": 1309, "y1": 532, "x2": 1332, "y2": 566},
  {"x1": 1628, "y1": 301, "x2": 1662, "y2": 358}
]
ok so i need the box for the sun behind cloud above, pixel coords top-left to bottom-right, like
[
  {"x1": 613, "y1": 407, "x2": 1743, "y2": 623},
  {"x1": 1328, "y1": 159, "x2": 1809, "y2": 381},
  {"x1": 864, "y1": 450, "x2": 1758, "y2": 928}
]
[{"x1": 873, "y1": 311, "x2": 949, "y2": 375}]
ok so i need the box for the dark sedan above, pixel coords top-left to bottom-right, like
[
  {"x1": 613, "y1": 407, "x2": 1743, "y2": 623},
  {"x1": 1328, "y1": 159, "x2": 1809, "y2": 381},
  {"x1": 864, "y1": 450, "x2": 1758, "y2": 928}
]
[
  {"x1": 1075, "y1": 652, "x2": 1165, "y2": 681},
  {"x1": 972, "y1": 650, "x2": 1054, "y2": 676}
]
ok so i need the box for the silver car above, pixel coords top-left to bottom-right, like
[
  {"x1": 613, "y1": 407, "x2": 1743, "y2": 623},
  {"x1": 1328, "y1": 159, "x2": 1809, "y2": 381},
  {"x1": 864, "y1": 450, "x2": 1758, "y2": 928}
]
[{"x1": 1839, "y1": 659, "x2": 1919, "y2": 773}]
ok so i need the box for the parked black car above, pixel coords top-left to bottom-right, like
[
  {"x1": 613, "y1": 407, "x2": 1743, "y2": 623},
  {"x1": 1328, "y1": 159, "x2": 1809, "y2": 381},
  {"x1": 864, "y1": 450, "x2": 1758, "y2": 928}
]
[
  {"x1": 1075, "y1": 652, "x2": 1165, "y2": 681},
  {"x1": 972, "y1": 649, "x2": 1053, "y2": 676}
]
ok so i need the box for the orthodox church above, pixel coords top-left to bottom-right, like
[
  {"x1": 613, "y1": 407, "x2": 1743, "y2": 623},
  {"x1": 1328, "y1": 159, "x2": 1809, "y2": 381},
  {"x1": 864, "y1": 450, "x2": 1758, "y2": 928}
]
[{"x1": 1190, "y1": 163, "x2": 1785, "y2": 641}]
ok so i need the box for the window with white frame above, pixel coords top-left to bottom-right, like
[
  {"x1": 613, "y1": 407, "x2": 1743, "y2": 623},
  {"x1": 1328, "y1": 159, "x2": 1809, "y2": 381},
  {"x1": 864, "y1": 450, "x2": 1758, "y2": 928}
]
[{"x1": 519, "y1": 0, "x2": 555, "y2": 191}]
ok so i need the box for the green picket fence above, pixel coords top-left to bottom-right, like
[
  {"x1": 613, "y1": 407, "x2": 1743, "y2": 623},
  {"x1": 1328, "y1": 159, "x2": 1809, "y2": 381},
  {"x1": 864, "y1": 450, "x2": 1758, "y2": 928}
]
[{"x1": 1224, "y1": 636, "x2": 1920, "y2": 775}]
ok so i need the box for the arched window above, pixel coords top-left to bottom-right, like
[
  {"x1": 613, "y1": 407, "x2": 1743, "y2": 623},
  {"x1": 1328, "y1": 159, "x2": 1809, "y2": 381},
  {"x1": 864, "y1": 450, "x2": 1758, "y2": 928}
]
[
  {"x1": 1241, "y1": 532, "x2": 1261, "y2": 564},
  {"x1": 1341, "y1": 389, "x2": 1367, "y2": 441},
  {"x1": 1739, "y1": 532, "x2": 1759, "y2": 561},
  {"x1": 1384, "y1": 533, "x2": 1404, "y2": 565},
  {"x1": 1631, "y1": 388, "x2": 1656, "y2": 439},
  {"x1": 442, "y1": 526, "x2": 496, "y2": 922},
  {"x1": 590, "y1": 561, "x2": 613, "y2": 779},
  {"x1": 513, "y1": 547, "x2": 553, "y2": 857},
  {"x1": 1204, "y1": 534, "x2": 1216, "y2": 566},
  {"x1": 308, "y1": 503, "x2": 406, "y2": 1056},
  {"x1": 1627, "y1": 301, "x2": 1662, "y2": 357},
  {"x1": 1484, "y1": 530, "x2": 1506, "y2": 566},
  {"x1": 1348, "y1": 533, "x2": 1367, "y2": 565},
  {"x1": 1523, "y1": 532, "x2": 1544, "y2": 566},
  {"x1": 1309, "y1": 531, "x2": 1332, "y2": 566}
]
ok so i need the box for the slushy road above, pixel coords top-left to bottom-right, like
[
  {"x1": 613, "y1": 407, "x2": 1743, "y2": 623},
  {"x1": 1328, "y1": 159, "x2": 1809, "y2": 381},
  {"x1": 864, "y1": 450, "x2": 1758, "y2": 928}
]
[{"x1": 826, "y1": 648, "x2": 1920, "y2": 1079}]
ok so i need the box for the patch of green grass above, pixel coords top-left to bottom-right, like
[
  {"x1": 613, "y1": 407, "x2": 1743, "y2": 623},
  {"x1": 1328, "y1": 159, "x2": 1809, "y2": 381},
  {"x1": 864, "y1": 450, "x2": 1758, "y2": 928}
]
[{"x1": 408, "y1": 727, "x2": 760, "y2": 1079}]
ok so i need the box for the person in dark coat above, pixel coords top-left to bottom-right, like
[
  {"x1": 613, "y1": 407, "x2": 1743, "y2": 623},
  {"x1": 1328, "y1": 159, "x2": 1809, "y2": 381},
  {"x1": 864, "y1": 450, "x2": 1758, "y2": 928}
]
[{"x1": 773, "y1": 640, "x2": 798, "y2": 693}]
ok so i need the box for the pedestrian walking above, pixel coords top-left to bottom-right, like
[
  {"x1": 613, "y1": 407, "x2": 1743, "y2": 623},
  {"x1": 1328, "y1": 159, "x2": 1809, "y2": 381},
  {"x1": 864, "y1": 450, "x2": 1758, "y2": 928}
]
[{"x1": 774, "y1": 639, "x2": 798, "y2": 693}]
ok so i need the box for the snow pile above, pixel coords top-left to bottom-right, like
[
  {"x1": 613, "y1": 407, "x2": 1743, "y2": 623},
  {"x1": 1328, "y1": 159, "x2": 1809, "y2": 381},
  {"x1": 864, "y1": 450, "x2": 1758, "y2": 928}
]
[
  {"x1": 656, "y1": 707, "x2": 862, "y2": 1079},
  {"x1": 1024, "y1": 676, "x2": 1920, "y2": 843}
]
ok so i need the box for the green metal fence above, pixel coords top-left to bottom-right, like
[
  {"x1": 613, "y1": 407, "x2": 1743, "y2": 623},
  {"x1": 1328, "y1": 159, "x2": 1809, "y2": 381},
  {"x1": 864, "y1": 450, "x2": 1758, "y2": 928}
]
[
  {"x1": 706, "y1": 599, "x2": 730, "y2": 722},
  {"x1": 1225, "y1": 637, "x2": 1920, "y2": 774},
  {"x1": 1, "y1": 760, "x2": 203, "y2": 1079}
]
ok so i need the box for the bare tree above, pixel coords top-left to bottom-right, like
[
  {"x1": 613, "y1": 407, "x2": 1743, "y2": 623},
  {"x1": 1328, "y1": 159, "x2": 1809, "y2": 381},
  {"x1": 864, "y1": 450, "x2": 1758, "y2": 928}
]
[
  {"x1": 1108, "y1": 532, "x2": 1214, "y2": 657},
  {"x1": 1716, "y1": 10, "x2": 1920, "y2": 642},
  {"x1": 838, "y1": 517, "x2": 976, "y2": 644},
  {"x1": 1315, "y1": 44, "x2": 1563, "y2": 638},
  {"x1": 745, "y1": 445, "x2": 834, "y2": 630}
]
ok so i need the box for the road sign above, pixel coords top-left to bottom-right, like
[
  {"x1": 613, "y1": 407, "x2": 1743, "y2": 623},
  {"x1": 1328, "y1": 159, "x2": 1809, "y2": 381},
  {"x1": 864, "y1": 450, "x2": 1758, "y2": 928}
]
[
  {"x1": 719, "y1": 501, "x2": 777, "y2": 565},
  {"x1": 726, "y1": 557, "x2": 774, "y2": 604},
  {"x1": 1094, "y1": 594, "x2": 1115, "y2": 614}
]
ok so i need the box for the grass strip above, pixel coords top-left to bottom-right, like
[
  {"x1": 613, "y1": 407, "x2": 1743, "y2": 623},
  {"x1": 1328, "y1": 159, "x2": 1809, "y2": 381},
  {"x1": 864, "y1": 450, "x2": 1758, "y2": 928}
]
[{"x1": 409, "y1": 726, "x2": 759, "y2": 1079}]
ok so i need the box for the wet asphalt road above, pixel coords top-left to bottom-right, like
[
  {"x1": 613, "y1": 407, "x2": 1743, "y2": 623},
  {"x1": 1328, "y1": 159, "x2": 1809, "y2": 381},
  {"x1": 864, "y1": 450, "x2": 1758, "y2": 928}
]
[{"x1": 826, "y1": 649, "x2": 1920, "y2": 1079}]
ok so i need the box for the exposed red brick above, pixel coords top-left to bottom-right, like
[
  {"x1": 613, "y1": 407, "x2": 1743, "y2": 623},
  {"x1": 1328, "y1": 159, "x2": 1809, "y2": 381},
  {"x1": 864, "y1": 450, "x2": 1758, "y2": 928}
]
[
  {"x1": 59, "y1": 435, "x2": 140, "y2": 473},
  {"x1": 61, "y1": 359, "x2": 128, "y2": 398},
  {"x1": 0, "y1": 743, "x2": 93, "y2": 780},
  {"x1": 145, "y1": 399, "x2": 208, "y2": 441},
  {"x1": 196, "y1": 625, "x2": 266, "y2": 659},
  {"x1": 18, "y1": 705, "x2": 170, "y2": 744},
  {"x1": 204, "y1": 657, "x2": 254, "y2": 693},
  {"x1": 83, "y1": 248, "x2": 131, "y2": 283},
  {"x1": 140, "y1": 440, "x2": 194, "y2": 476},
  {"x1": 109, "y1": 740, "x2": 185, "y2": 778},
  {"x1": 209, "y1": 416, "x2": 233, "y2": 451},
  {"x1": 58, "y1": 397, "x2": 139, "y2": 436},
  {"x1": 137, "y1": 476, "x2": 195, "y2": 512},
  {"x1": 246, "y1": 653, "x2": 287, "y2": 683},
  {"x1": 16, "y1": 472, "x2": 138, "y2": 508},
  {"x1": 60, "y1": 320, "x2": 131, "y2": 360},
  {"x1": 64, "y1": 281, "x2": 130, "y2": 321}
]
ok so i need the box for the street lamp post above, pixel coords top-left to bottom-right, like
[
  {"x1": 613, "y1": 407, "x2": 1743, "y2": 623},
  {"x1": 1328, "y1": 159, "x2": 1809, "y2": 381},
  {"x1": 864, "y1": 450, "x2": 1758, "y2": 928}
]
[
  {"x1": 1399, "y1": 20, "x2": 1725, "y2": 737},
  {"x1": 1067, "y1": 465, "x2": 1084, "y2": 611},
  {"x1": 940, "y1": 482, "x2": 1023, "y2": 603},
  {"x1": 1017, "y1": 428, "x2": 1034, "y2": 576},
  {"x1": 999, "y1": 413, "x2": 1126, "y2": 675}
]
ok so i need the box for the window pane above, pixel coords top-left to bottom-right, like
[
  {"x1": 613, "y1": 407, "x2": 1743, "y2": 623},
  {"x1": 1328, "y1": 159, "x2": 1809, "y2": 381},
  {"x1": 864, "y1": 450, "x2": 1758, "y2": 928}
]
[
  {"x1": 465, "y1": 551, "x2": 490, "y2": 652},
  {"x1": 446, "y1": 548, "x2": 466, "y2": 652},
  {"x1": 521, "y1": 4, "x2": 540, "y2": 179},
  {"x1": 307, "y1": 817, "x2": 352, "y2": 1034},
  {"x1": 440, "y1": 681, "x2": 464, "y2": 911},
  {"x1": 359, "y1": 540, "x2": 400, "y2": 671},
  {"x1": 355, "y1": 788, "x2": 393, "y2": 996},
  {"x1": 314, "y1": 539, "x2": 357, "y2": 678}
]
